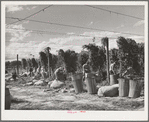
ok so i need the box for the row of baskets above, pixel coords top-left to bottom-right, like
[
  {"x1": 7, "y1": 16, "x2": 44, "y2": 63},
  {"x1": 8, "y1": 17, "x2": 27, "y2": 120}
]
[
  {"x1": 110, "y1": 74, "x2": 143, "y2": 98},
  {"x1": 72, "y1": 73, "x2": 143, "y2": 98}
]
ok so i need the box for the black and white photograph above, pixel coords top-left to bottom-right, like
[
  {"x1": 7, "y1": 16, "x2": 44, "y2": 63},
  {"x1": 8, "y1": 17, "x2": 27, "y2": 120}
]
[{"x1": 1, "y1": 1, "x2": 148, "y2": 121}]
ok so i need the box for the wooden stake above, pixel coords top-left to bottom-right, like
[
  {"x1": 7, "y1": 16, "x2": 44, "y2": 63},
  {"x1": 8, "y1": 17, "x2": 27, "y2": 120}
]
[
  {"x1": 17, "y1": 54, "x2": 19, "y2": 75},
  {"x1": 46, "y1": 48, "x2": 51, "y2": 78},
  {"x1": 106, "y1": 39, "x2": 110, "y2": 84}
]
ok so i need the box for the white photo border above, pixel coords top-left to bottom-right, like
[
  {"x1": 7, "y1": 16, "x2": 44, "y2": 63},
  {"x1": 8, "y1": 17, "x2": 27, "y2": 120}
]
[{"x1": 1, "y1": 1, "x2": 148, "y2": 121}]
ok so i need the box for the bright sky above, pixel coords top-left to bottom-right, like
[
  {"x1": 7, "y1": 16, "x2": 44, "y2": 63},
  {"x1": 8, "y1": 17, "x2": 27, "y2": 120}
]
[{"x1": 5, "y1": 3, "x2": 145, "y2": 61}]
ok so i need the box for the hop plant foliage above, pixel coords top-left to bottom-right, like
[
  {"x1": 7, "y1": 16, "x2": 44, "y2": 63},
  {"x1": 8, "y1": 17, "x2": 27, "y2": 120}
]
[
  {"x1": 58, "y1": 49, "x2": 78, "y2": 74},
  {"x1": 39, "y1": 51, "x2": 48, "y2": 70},
  {"x1": 101, "y1": 37, "x2": 108, "y2": 47},
  {"x1": 116, "y1": 36, "x2": 144, "y2": 74},
  {"x1": 83, "y1": 43, "x2": 106, "y2": 72},
  {"x1": 21, "y1": 58, "x2": 27, "y2": 69}
]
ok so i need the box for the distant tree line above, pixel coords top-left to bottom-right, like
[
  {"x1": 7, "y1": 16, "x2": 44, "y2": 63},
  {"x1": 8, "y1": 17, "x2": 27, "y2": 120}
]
[{"x1": 5, "y1": 60, "x2": 21, "y2": 68}]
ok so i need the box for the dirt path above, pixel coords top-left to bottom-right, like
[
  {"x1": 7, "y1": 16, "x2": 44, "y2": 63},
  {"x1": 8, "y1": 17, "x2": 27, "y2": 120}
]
[{"x1": 8, "y1": 82, "x2": 144, "y2": 110}]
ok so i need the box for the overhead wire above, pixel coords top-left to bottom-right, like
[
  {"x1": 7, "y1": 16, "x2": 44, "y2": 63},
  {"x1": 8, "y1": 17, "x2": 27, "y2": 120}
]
[
  {"x1": 85, "y1": 5, "x2": 144, "y2": 20},
  {"x1": 7, "y1": 5, "x2": 53, "y2": 25},
  {"x1": 5, "y1": 5, "x2": 144, "y2": 57},
  {"x1": 6, "y1": 17, "x2": 144, "y2": 36},
  {"x1": 6, "y1": 6, "x2": 143, "y2": 42}
]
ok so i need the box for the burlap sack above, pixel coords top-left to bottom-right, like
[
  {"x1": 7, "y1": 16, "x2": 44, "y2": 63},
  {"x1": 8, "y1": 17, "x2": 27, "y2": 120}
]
[
  {"x1": 98, "y1": 84, "x2": 119, "y2": 97},
  {"x1": 50, "y1": 79, "x2": 65, "y2": 89},
  {"x1": 34, "y1": 80, "x2": 44, "y2": 86}
]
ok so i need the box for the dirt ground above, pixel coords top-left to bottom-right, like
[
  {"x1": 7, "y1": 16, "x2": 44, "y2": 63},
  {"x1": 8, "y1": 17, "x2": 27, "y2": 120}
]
[{"x1": 6, "y1": 77, "x2": 144, "y2": 111}]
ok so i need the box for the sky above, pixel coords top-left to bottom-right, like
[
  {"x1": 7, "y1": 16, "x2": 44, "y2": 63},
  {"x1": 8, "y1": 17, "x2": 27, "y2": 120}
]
[{"x1": 5, "y1": 4, "x2": 145, "y2": 61}]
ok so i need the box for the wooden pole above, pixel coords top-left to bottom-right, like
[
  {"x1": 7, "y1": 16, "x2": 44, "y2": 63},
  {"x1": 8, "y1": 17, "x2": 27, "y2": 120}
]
[
  {"x1": 120, "y1": 52, "x2": 122, "y2": 77},
  {"x1": 106, "y1": 38, "x2": 110, "y2": 84},
  {"x1": 17, "y1": 54, "x2": 19, "y2": 75},
  {"x1": 47, "y1": 48, "x2": 51, "y2": 78}
]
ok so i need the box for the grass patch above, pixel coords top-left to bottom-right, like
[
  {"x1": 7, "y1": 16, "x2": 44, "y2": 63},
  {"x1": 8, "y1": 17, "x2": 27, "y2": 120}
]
[
  {"x1": 56, "y1": 102, "x2": 117, "y2": 110},
  {"x1": 112, "y1": 100, "x2": 144, "y2": 109},
  {"x1": 11, "y1": 98, "x2": 28, "y2": 103}
]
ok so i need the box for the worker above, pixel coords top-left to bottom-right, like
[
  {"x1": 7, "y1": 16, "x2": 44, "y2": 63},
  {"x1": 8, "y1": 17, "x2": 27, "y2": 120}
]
[
  {"x1": 41, "y1": 67, "x2": 46, "y2": 79},
  {"x1": 82, "y1": 61, "x2": 91, "y2": 81},
  {"x1": 109, "y1": 61, "x2": 117, "y2": 75},
  {"x1": 11, "y1": 68, "x2": 17, "y2": 81},
  {"x1": 122, "y1": 66, "x2": 134, "y2": 77},
  {"x1": 54, "y1": 67, "x2": 66, "y2": 81},
  {"x1": 29, "y1": 67, "x2": 33, "y2": 77},
  {"x1": 33, "y1": 66, "x2": 41, "y2": 79},
  {"x1": 36, "y1": 66, "x2": 41, "y2": 74}
]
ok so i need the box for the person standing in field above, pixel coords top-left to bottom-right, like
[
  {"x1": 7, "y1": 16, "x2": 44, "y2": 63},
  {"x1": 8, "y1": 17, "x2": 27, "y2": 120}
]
[
  {"x1": 29, "y1": 67, "x2": 33, "y2": 77},
  {"x1": 54, "y1": 67, "x2": 64, "y2": 81},
  {"x1": 34, "y1": 66, "x2": 41, "y2": 79},
  {"x1": 122, "y1": 66, "x2": 134, "y2": 77},
  {"x1": 12, "y1": 68, "x2": 17, "y2": 81},
  {"x1": 36, "y1": 66, "x2": 41, "y2": 74},
  {"x1": 82, "y1": 61, "x2": 91, "y2": 81},
  {"x1": 41, "y1": 66, "x2": 46, "y2": 79},
  {"x1": 109, "y1": 61, "x2": 117, "y2": 75}
]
